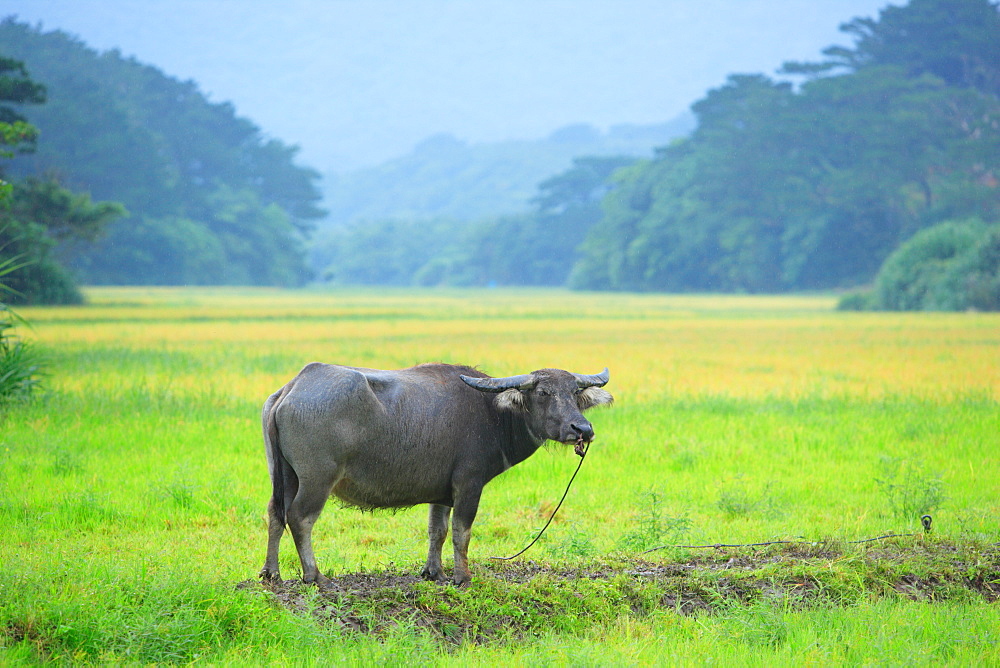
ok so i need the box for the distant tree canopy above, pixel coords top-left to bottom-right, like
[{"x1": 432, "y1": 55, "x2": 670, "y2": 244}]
[
  {"x1": 0, "y1": 17, "x2": 324, "y2": 290},
  {"x1": 0, "y1": 53, "x2": 44, "y2": 205},
  {"x1": 570, "y1": 0, "x2": 1000, "y2": 293},
  {"x1": 783, "y1": 0, "x2": 1000, "y2": 95},
  {"x1": 0, "y1": 54, "x2": 44, "y2": 158}
]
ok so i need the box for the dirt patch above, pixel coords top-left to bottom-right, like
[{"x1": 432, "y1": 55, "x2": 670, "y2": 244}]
[{"x1": 236, "y1": 543, "x2": 1000, "y2": 644}]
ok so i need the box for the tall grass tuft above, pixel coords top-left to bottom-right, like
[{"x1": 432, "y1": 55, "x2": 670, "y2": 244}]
[
  {"x1": 0, "y1": 248, "x2": 42, "y2": 405},
  {"x1": 0, "y1": 244, "x2": 44, "y2": 404},
  {"x1": 0, "y1": 305, "x2": 43, "y2": 405}
]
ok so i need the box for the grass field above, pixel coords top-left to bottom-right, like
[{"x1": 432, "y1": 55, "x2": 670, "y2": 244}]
[{"x1": 2, "y1": 287, "x2": 998, "y2": 664}]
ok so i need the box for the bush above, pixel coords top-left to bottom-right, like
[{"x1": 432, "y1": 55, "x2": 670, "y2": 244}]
[
  {"x1": 839, "y1": 219, "x2": 1000, "y2": 311},
  {"x1": 0, "y1": 219, "x2": 84, "y2": 305},
  {"x1": 1, "y1": 254, "x2": 83, "y2": 305},
  {"x1": 836, "y1": 290, "x2": 875, "y2": 311}
]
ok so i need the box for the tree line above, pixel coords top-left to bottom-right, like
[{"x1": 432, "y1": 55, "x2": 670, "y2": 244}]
[
  {"x1": 317, "y1": 0, "x2": 1000, "y2": 307},
  {"x1": 2, "y1": 1, "x2": 998, "y2": 308}
]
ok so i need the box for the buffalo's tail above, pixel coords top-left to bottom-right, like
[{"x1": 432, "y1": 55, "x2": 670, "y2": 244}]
[{"x1": 263, "y1": 383, "x2": 294, "y2": 526}]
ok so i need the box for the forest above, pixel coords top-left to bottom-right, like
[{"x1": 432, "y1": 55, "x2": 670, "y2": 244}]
[
  {"x1": 0, "y1": 17, "x2": 324, "y2": 303},
  {"x1": 570, "y1": 0, "x2": 1000, "y2": 294},
  {"x1": 318, "y1": 0, "x2": 1000, "y2": 303},
  {"x1": 1, "y1": 0, "x2": 999, "y2": 307}
]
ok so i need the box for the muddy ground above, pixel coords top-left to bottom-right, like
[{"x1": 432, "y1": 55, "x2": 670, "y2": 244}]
[{"x1": 237, "y1": 543, "x2": 1000, "y2": 644}]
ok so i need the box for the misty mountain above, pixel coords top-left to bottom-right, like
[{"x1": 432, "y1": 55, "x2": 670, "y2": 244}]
[
  {"x1": 320, "y1": 115, "x2": 694, "y2": 227},
  {"x1": 12, "y1": 1, "x2": 889, "y2": 172}
]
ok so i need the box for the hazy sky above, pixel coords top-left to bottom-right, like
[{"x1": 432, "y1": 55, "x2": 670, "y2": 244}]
[{"x1": 5, "y1": 0, "x2": 890, "y2": 171}]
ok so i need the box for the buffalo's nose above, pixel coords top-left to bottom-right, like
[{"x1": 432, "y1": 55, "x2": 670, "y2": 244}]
[{"x1": 572, "y1": 421, "x2": 595, "y2": 442}]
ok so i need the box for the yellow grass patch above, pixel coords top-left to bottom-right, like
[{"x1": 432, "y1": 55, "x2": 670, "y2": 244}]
[{"x1": 22, "y1": 287, "x2": 999, "y2": 402}]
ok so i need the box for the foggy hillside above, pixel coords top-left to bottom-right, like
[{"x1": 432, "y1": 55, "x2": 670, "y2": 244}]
[{"x1": 322, "y1": 116, "x2": 694, "y2": 226}]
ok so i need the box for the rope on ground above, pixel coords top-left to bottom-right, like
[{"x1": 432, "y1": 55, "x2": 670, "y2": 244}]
[
  {"x1": 640, "y1": 533, "x2": 920, "y2": 554},
  {"x1": 640, "y1": 516, "x2": 936, "y2": 554}
]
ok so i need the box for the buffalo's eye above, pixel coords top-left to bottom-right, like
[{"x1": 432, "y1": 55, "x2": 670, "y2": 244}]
[{"x1": 535, "y1": 388, "x2": 550, "y2": 397}]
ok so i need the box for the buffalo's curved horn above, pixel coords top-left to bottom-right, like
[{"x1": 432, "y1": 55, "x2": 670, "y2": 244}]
[
  {"x1": 573, "y1": 368, "x2": 610, "y2": 388},
  {"x1": 460, "y1": 373, "x2": 536, "y2": 393}
]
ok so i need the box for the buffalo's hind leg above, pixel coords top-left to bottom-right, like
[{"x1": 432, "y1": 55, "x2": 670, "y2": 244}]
[
  {"x1": 421, "y1": 503, "x2": 451, "y2": 581},
  {"x1": 260, "y1": 453, "x2": 298, "y2": 583},
  {"x1": 259, "y1": 496, "x2": 286, "y2": 582},
  {"x1": 286, "y1": 477, "x2": 335, "y2": 588}
]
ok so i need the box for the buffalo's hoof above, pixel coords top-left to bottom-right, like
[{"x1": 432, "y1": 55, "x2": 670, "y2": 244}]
[
  {"x1": 305, "y1": 572, "x2": 335, "y2": 589},
  {"x1": 420, "y1": 566, "x2": 446, "y2": 582},
  {"x1": 259, "y1": 568, "x2": 281, "y2": 583}
]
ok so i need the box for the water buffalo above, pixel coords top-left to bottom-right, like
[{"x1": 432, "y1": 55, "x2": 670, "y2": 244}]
[{"x1": 259, "y1": 362, "x2": 613, "y2": 587}]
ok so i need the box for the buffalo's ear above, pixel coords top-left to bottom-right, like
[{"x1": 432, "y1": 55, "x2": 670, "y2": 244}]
[
  {"x1": 495, "y1": 388, "x2": 527, "y2": 411},
  {"x1": 578, "y1": 387, "x2": 613, "y2": 410}
]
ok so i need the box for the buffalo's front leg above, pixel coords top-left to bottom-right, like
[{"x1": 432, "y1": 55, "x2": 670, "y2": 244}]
[
  {"x1": 421, "y1": 503, "x2": 451, "y2": 581},
  {"x1": 451, "y1": 487, "x2": 484, "y2": 587}
]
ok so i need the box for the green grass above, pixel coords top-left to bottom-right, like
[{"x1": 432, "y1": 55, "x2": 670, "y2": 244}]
[{"x1": 2, "y1": 287, "x2": 998, "y2": 664}]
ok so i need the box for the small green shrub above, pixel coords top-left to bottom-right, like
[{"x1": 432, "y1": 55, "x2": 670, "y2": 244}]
[
  {"x1": 545, "y1": 521, "x2": 598, "y2": 558},
  {"x1": 875, "y1": 456, "x2": 946, "y2": 518},
  {"x1": 718, "y1": 597, "x2": 790, "y2": 648},
  {"x1": 962, "y1": 226, "x2": 1000, "y2": 310},
  {"x1": 618, "y1": 488, "x2": 692, "y2": 551}
]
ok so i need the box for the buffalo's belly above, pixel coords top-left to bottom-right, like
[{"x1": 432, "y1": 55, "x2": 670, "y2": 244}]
[{"x1": 329, "y1": 471, "x2": 452, "y2": 510}]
